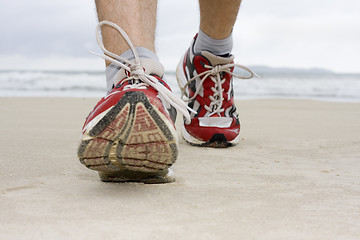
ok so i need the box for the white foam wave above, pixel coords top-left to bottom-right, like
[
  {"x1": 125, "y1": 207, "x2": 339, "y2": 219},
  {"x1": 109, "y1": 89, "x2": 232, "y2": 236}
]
[{"x1": 0, "y1": 70, "x2": 359, "y2": 102}]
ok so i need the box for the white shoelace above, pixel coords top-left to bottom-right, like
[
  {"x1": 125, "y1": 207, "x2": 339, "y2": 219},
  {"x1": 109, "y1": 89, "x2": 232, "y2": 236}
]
[
  {"x1": 181, "y1": 63, "x2": 257, "y2": 117},
  {"x1": 91, "y1": 21, "x2": 194, "y2": 124}
]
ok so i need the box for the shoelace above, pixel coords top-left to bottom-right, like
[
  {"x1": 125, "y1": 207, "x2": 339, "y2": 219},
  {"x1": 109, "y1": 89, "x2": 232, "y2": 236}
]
[
  {"x1": 91, "y1": 20, "x2": 194, "y2": 124},
  {"x1": 181, "y1": 63, "x2": 257, "y2": 117}
]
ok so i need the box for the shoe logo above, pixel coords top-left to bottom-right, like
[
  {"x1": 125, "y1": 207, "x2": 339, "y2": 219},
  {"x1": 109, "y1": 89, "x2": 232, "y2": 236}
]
[
  {"x1": 103, "y1": 91, "x2": 118, "y2": 100},
  {"x1": 198, "y1": 117, "x2": 232, "y2": 128}
]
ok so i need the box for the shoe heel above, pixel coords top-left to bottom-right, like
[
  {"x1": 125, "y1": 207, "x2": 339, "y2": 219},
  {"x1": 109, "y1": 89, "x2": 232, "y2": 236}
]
[{"x1": 176, "y1": 54, "x2": 188, "y2": 93}]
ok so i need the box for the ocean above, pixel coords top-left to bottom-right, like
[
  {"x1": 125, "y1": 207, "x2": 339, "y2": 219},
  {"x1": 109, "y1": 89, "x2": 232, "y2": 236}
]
[{"x1": 1, "y1": 68, "x2": 360, "y2": 102}]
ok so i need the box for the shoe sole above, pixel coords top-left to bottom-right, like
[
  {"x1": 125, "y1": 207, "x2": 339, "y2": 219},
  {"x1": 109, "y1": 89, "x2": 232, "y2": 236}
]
[
  {"x1": 176, "y1": 55, "x2": 239, "y2": 148},
  {"x1": 78, "y1": 91, "x2": 178, "y2": 183},
  {"x1": 181, "y1": 125, "x2": 239, "y2": 148}
]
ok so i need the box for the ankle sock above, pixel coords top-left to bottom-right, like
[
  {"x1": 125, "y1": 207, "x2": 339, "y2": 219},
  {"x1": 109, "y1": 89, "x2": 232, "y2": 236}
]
[
  {"x1": 194, "y1": 29, "x2": 233, "y2": 56},
  {"x1": 105, "y1": 47, "x2": 159, "y2": 91}
]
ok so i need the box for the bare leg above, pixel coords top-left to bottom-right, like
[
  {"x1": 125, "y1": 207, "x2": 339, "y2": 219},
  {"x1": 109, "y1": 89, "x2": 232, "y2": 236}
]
[
  {"x1": 199, "y1": 0, "x2": 242, "y2": 39},
  {"x1": 95, "y1": 0, "x2": 158, "y2": 66}
]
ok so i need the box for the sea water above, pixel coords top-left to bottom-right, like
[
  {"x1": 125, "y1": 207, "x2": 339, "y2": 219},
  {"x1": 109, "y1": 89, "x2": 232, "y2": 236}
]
[{"x1": 1, "y1": 69, "x2": 359, "y2": 102}]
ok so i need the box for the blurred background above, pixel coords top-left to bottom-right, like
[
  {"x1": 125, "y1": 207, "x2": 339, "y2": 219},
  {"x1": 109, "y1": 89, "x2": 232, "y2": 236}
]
[{"x1": 0, "y1": 0, "x2": 359, "y2": 100}]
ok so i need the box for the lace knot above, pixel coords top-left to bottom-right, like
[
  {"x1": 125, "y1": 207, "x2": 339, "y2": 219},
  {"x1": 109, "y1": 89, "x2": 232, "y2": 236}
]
[
  {"x1": 130, "y1": 65, "x2": 145, "y2": 77},
  {"x1": 210, "y1": 65, "x2": 222, "y2": 75}
]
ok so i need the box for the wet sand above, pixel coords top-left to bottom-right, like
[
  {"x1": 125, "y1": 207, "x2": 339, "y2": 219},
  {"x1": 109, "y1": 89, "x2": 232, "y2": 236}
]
[{"x1": 0, "y1": 98, "x2": 359, "y2": 239}]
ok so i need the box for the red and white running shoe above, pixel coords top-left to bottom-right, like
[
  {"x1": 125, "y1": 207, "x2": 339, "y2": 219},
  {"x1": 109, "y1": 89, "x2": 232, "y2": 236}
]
[
  {"x1": 176, "y1": 35, "x2": 255, "y2": 147},
  {"x1": 78, "y1": 21, "x2": 190, "y2": 183}
]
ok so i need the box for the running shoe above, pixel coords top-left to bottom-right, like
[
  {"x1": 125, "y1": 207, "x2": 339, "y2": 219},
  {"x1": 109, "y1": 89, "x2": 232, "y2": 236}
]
[
  {"x1": 78, "y1": 21, "x2": 190, "y2": 183},
  {"x1": 176, "y1": 34, "x2": 255, "y2": 147}
]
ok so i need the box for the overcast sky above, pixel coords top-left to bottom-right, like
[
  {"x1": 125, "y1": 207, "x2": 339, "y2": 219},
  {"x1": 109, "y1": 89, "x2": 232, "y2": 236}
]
[{"x1": 0, "y1": 0, "x2": 359, "y2": 72}]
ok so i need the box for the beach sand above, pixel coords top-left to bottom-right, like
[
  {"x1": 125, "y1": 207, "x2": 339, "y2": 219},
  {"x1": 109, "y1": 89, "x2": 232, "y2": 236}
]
[{"x1": 0, "y1": 98, "x2": 359, "y2": 239}]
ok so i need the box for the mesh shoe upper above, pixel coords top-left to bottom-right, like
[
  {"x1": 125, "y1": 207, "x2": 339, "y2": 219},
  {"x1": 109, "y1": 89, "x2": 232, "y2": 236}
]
[{"x1": 82, "y1": 59, "x2": 177, "y2": 135}]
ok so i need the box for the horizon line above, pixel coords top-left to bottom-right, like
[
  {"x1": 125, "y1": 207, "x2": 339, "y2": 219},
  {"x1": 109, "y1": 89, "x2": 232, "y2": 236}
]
[{"x1": 0, "y1": 66, "x2": 359, "y2": 75}]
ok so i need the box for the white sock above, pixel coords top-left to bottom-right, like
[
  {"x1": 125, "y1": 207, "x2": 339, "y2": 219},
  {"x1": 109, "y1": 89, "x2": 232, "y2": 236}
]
[
  {"x1": 194, "y1": 29, "x2": 233, "y2": 56},
  {"x1": 105, "y1": 47, "x2": 158, "y2": 91}
]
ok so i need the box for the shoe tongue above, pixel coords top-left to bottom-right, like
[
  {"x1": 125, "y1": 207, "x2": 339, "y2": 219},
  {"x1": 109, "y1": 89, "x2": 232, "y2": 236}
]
[
  {"x1": 113, "y1": 58, "x2": 165, "y2": 85},
  {"x1": 201, "y1": 51, "x2": 235, "y2": 66}
]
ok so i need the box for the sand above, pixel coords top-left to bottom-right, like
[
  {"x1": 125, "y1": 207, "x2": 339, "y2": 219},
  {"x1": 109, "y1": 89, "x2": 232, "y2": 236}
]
[{"x1": 0, "y1": 98, "x2": 359, "y2": 240}]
